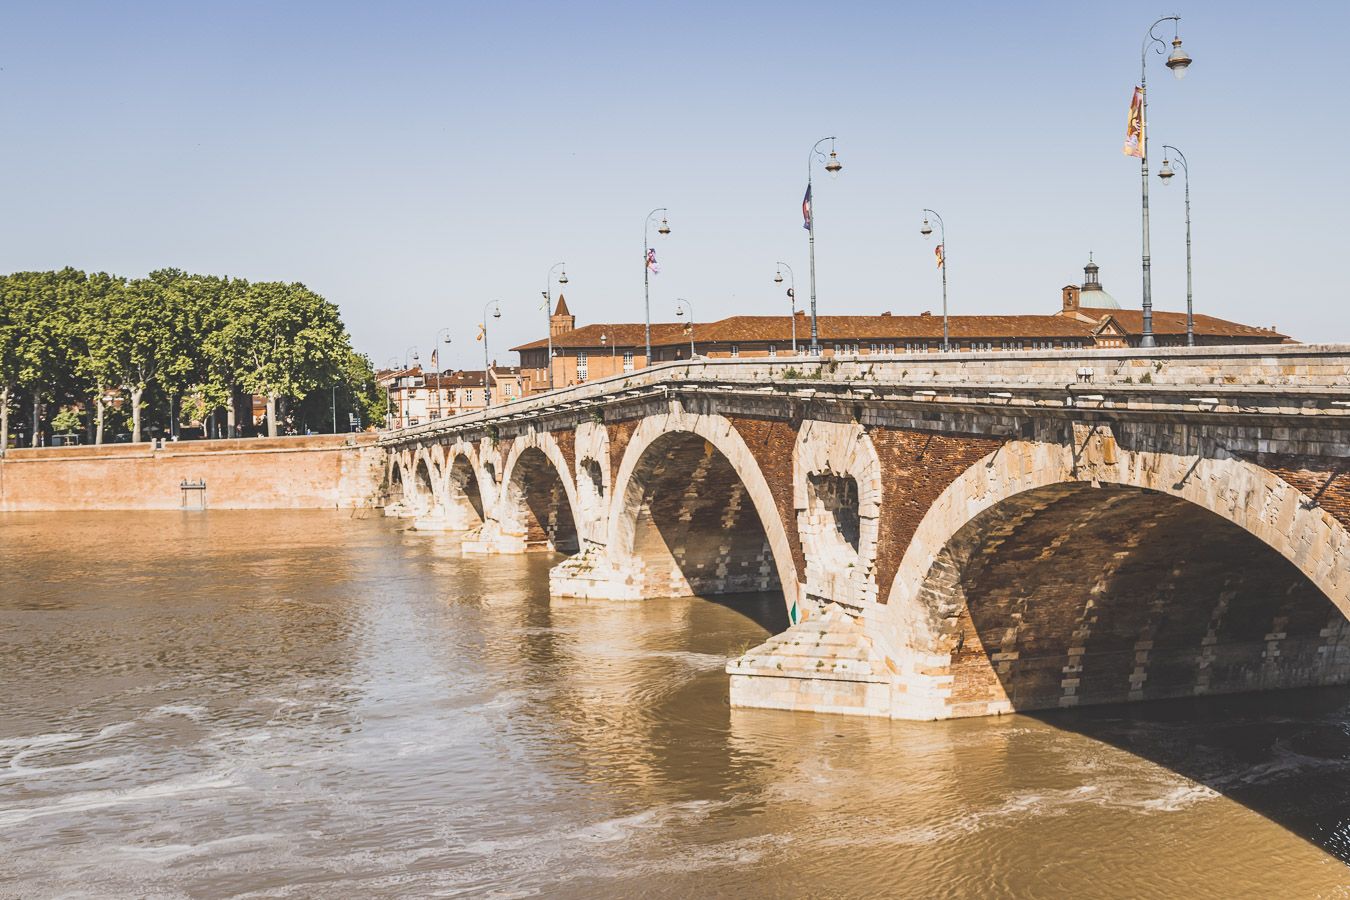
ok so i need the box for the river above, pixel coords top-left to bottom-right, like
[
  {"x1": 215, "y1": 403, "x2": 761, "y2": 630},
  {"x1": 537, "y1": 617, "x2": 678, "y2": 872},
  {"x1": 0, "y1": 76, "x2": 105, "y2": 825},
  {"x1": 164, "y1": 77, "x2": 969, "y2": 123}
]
[{"x1": 2, "y1": 510, "x2": 1348, "y2": 898}]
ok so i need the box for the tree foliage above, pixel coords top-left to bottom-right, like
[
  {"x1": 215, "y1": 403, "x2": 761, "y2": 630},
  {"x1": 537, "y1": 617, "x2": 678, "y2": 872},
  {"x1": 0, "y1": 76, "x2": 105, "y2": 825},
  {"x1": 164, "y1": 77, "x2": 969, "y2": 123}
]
[{"x1": 0, "y1": 268, "x2": 379, "y2": 447}]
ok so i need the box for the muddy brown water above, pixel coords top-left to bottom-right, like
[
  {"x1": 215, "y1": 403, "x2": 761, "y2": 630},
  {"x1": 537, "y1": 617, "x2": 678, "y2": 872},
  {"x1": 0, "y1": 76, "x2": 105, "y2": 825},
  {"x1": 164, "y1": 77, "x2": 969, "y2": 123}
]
[{"x1": 2, "y1": 511, "x2": 1348, "y2": 898}]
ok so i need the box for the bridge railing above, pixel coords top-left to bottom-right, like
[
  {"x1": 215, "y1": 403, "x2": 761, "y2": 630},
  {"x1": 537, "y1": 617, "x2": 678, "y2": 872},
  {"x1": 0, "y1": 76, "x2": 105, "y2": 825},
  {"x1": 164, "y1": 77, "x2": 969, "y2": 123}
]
[{"x1": 382, "y1": 343, "x2": 1350, "y2": 444}]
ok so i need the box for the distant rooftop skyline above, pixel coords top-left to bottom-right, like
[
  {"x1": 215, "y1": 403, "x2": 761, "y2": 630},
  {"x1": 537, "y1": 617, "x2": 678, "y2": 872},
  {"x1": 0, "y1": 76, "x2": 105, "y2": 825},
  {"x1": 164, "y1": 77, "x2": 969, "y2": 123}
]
[{"x1": 1, "y1": 1, "x2": 1345, "y2": 365}]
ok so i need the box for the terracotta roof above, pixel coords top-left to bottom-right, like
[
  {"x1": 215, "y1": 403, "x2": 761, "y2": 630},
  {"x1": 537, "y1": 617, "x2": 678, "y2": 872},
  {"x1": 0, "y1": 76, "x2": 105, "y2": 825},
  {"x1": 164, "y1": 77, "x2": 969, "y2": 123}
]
[
  {"x1": 698, "y1": 314, "x2": 1097, "y2": 342},
  {"x1": 512, "y1": 322, "x2": 692, "y2": 351},
  {"x1": 553, "y1": 294, "x2": 571, "y2": 317},
  {"x1": 1080, "y1": 308, "x2": 1286, "y2": 339}
]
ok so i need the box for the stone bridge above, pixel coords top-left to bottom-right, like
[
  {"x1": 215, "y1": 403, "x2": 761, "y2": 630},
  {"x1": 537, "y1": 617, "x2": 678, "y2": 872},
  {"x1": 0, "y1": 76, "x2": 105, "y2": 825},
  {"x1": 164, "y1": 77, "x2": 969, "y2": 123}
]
[{"x1": 379, "y1": 346, "x2": 1350, "y2": 720}]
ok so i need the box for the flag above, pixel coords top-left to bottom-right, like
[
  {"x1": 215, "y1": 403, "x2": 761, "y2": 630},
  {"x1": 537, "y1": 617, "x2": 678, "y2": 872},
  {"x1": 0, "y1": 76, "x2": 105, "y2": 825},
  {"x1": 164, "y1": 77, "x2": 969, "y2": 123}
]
[
  {"x1": 786, "y1": 287, "x2": 795, "y2": 299},
  {"x1": 1122, "y1": 86, "x2": 1144, "y2": 158},
  {"x1": 476, "y1": 323, "x2": 485, "y2": 341},
  {"x1": 934, "y1": 243, "x2": 944, "y2": 269},
  {"x1": 539, "y1": 291, "x2": 550, "y2": 311},
  {"x1": 801, "y1": 183, "x2": 812, "y2": 231},
  {"x1": 430, "y1": 348, "x2": 438, "y2": 371},
  {"x1": 646, "y1": 247, "x2": 660, "y2": 275}
]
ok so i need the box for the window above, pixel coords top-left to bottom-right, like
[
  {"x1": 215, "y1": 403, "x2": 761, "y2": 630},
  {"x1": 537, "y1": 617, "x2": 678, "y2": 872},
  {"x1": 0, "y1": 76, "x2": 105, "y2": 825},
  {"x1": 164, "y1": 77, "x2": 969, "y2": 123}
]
[
  {"x1": 623, "y1": 350, "x2": 634, "y2": 372},
  {"x1": 768, "y1": 345, "x2": 777, "y2": 358},
  {"x1": 730, "y1": 345, "x2": 740, "y2": 357},
  {"x1": 577, "y1": 351, "x2": 588, "y2": 381},
  {"x1": 504, "y1": 382, "x2": 514, "y2": 398},
  {"x1": 429, "y1": 410, "x2": 440, "y2": 420}
]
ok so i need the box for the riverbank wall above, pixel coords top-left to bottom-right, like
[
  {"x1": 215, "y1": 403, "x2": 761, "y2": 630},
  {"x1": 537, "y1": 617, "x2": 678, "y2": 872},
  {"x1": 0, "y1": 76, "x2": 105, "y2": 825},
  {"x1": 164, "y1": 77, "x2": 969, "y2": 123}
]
[{"x1": 0, "y1": 434, "x2": 386, "y2": 511}]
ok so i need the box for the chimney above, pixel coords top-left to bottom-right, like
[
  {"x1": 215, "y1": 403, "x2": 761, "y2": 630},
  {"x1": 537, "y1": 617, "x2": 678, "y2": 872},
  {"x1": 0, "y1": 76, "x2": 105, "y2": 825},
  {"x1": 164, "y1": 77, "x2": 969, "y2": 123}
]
[{"x1": 1062, "y1": 284, "x2": 1081, "y2": 312}]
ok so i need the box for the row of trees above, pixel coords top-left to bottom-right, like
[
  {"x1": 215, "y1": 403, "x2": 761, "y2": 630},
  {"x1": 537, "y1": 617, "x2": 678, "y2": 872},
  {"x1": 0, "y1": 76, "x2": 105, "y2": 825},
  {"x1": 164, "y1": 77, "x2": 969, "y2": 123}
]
[{"x1": 0, "y1": 268, "x2": 385, "y2": 447}]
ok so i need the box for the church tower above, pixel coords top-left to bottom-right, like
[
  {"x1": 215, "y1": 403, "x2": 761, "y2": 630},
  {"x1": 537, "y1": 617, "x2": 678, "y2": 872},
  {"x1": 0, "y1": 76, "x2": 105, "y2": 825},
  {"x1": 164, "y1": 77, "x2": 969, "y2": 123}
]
[{"x1": 550, "y1": 294, "x2": 575, "y2": 337}]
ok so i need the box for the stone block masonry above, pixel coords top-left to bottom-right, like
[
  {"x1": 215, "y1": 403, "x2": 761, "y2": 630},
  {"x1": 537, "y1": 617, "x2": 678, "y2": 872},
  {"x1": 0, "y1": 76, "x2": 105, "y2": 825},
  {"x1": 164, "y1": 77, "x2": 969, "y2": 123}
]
[
  {"x1": 0, "y1": 434, "x2": 385, "y2": 511},
  {"x1": 381, "y1": 346, "x2": 1350, "y2": 720}
]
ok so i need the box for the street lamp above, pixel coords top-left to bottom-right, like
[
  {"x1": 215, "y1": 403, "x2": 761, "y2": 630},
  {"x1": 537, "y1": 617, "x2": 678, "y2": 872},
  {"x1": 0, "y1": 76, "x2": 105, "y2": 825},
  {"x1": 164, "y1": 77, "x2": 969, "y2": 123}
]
[
  {"x1": 674, "y1": 298, "x2": 696, "y2": 359},
  {"x1": 404, "y1": 346, "x2": 420, "y2": 426},
  {"x1": 774, "y1": 262, "x2": 798, "y2": 355},
  {"x1": 482, "y1": 300, "x2": 501, "y2": 405},
  {"x1": 434, "y1": 327, "x2": 453, "y2": 417},
  {"x1": 805, "y1": 137, "x2": 842, "y2": 356},
  {"x1": 1136, "y1": 15, "x2": 1192, "y2": 348},
  {"x1": 599, "y1": 332, "x2": 616, "y2": 373},
  {"x1": 919, "y1": 210, "x2": 950, "y2": 352},
  {"x1": 643, "y1": 208, "x2": 670, "y2": 366},
  {"x1": 1158, "y1": 145, "x2": 1194, "y2": 347},
  {"x1": 543, "y1": 262, "x2": 567, "y2": 390}
]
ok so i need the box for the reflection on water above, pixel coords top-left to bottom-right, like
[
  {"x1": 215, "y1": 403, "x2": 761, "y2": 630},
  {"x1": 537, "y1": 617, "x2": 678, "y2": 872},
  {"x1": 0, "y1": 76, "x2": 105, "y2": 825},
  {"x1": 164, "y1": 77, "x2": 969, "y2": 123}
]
[{"x1": 1, "y1": 511, "x2": 1348, "y2": 898}]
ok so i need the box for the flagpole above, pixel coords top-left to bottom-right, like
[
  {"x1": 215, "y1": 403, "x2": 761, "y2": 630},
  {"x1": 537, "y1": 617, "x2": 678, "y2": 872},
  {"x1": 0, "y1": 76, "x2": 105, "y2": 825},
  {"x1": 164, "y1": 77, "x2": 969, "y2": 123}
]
[
  {"x1": 806, "y1": 137, "x2": 841, "y2": 357},
  {"x1": 1159, "y1": 145, "x2": 1193, "y2": 346},
  {"x1": 1138, "y1": 15, "x2": 1187, "y2": 349},
  {"x1": 544, "y1": 262, "x2": 566, "y2": 392},
  {"x1": 643, "y1": 208, "x2": 670, "y2": 367}
]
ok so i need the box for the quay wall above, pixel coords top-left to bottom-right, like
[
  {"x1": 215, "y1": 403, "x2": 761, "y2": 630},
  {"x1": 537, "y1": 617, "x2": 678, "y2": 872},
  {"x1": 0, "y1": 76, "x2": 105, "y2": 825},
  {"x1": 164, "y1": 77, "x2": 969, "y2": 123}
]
[{"x1": 0, "y1": 434, "x2": 386, "y2": 511}]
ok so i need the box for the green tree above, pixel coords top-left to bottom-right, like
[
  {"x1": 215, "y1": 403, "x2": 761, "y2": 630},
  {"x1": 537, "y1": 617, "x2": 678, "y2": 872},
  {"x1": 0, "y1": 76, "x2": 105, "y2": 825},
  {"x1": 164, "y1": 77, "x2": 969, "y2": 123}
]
[
  {"x1": 219, "y1": 281, "x2": 350, "y2": 437},
  {"x1": 2, "y1": 270, "x2": 83, "y2": 446}
]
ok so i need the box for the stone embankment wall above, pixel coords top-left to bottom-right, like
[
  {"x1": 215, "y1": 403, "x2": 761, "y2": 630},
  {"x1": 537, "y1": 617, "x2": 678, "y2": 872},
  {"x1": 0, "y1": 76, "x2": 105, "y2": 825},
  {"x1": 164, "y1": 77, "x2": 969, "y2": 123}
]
[{"x1": 0, "y1": 434, "x2": 386, "y2": 511}]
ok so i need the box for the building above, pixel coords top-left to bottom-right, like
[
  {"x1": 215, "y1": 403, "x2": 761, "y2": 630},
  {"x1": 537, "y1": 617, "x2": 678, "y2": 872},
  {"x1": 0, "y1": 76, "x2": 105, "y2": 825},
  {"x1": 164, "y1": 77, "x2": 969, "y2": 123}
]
[
  {"x1": 512, "y1": 263, "x2": 1289, "y2": 394},
  {"x1": 377, "y1": 365, "x2": 531, "y2": 429}
]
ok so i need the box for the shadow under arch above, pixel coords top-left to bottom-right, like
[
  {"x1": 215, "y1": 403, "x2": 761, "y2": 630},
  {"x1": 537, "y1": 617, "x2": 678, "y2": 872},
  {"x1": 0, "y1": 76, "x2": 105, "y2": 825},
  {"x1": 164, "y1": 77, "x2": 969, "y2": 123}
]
[
  {"x1": 930, "y1": 481, "x2": 1350, "y2": 715},
  {"x1": 445, "y1": 450, "x2": 485, "y2": 525},
  {"x1": 501, "y1": 445, "x2": 580, "y2": 554},
  {"x1": 412, "y1": 453, "x2": 438, "y2": 517},
  {"x1": 608, "y1": 423, "x2": 793, "y2": 627}
]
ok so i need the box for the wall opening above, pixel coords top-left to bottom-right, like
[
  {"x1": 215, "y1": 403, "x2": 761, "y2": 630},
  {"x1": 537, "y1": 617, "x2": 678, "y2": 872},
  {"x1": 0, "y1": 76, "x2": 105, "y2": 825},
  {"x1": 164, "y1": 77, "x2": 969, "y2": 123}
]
[
  {"x1": 807, "y1": 471, "x2": 860, "y2": 552},
  {"x1": 503, "y1": 447, "x2": 578, "y2": 554},
  {"x1": 918, "y1": 482, "x2": 1350, "y2": 717},
  {"x1": 413, "y1": 458, "x2": 436, "y2": 516}
]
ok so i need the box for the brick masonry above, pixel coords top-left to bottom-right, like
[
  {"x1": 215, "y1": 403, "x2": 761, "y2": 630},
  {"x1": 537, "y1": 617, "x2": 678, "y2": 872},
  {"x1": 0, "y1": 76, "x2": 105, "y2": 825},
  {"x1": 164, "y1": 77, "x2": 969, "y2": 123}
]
[{"x1": 383, "y1": 349, "x2": 1350, "y2": 720}]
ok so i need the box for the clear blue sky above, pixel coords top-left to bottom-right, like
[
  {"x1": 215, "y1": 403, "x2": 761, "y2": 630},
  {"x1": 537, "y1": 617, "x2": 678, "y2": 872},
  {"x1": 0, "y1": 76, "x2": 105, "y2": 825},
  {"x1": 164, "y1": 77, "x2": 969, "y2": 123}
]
[{"x1": 2, "y1": 1, "x2": 1346, "y2": 367}]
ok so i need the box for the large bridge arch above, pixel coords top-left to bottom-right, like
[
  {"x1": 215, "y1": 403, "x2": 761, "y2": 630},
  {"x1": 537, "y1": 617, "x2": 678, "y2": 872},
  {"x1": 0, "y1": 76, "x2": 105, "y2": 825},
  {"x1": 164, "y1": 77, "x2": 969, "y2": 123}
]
[
  {"x1": 497, "y1": 431, "x2": 581, "y2": 553},
  {"x1": 441, "y1": 439, "x2": 488, "y2": 529},
  {"x1": 605, "y1": 409, "x2": 800, "y2": 615},
  {"x1": 878, "y1": 436, "x2": 1350, "y2": 719}
]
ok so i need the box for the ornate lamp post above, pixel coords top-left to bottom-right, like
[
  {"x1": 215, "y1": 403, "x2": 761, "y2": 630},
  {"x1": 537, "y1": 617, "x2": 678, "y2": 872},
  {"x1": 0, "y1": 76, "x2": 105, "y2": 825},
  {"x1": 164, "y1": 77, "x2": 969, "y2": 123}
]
[
  {"x1": 1158, "y1": 146, "x2": 1194, "y2": 347},
  {"x1": 643, "y1": 208, "x2": 671, "y2": 366},
  {"x1": 674, "y1": 298, "x2": 696, "y2": 359},
  {"x1": 543, "y1": 262, "x2": 568, "y2": 390},
  {"x1": 805, "y1": 137, "x2": 842, "y2": 356},
  {"x1": 1136, "y1": 15, "x2": 1192, "y2": 348},
  {"x1": 482, "y1": 300, "x2": 501, "y2": 405},
  {"x1": 433, "y1": 327, "x2": 452, "y2": 417},
  {"x1": 773, "y1": 262, "x2": 798, "y2": 355},
  {"x1": 403, "y1": 346, "x2": 419, "y2": 426},
  {"x1": 919, "y1": 210, "x2": 950, "y2": 352}
]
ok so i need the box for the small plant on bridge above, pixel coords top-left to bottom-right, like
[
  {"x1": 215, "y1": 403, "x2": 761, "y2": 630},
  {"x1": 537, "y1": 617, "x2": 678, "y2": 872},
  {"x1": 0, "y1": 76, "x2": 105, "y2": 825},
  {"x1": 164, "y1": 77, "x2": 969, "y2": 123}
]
[{"x1": 486, "y1": 424, "x2": 499, "y2": 443}]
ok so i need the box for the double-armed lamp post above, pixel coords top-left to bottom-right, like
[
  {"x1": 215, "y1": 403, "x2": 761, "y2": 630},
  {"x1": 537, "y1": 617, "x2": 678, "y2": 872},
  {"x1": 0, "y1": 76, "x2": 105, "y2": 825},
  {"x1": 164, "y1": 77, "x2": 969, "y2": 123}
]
[
  {"x1": 643, "y1": 208, "x2": 671, "y2": 366},
  {"x1": 1136, "y1": 15, "x2": 1193, "y2": 348},
  {"x1": 1158, "y1": 146, "x2": 1194, "y2": 346},
  {"x1": 919, "y1": 210, "x2": 950, "y2": 352},
  {"x1": 805, "y1": 137, "x2": 842, "y2": 356},
  {"x1": 773, "y1": 262, "x2": 797, "y2": 355},
  {"x1": 543, "y1": 262, "x2": 568, "y2": 389}
]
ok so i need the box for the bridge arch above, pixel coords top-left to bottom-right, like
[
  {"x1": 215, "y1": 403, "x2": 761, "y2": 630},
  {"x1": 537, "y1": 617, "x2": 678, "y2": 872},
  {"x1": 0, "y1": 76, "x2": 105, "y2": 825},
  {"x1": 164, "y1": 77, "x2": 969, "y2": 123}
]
[
  {"x1": 441, "y1": 440, "x2": 488, "y2": 528},
  {"x1": 608, "y1": 410, "x2": 799, "y2": 613},
  {"x1": 879, "y1": 437, "x2": 1350, "y2": 718},
  {"x1": 409, "y1": 447, "x2": 440, "y2": 518},
  {"x1": 499, "y1": 432, "x2": 580, "y2": 553}
]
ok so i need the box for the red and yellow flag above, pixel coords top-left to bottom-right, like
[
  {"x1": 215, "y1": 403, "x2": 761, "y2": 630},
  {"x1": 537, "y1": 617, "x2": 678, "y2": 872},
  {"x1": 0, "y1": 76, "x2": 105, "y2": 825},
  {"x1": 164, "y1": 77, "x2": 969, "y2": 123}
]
[
  {"x1": 934, "y1": 243, "x2": 944, "y2": 269},
  {"x1": 476, "y1": 323, "x2": 485, "y2": 341},
  {"x1": 1122, "y1": 86, "x2": 1144, "y2": 158}
]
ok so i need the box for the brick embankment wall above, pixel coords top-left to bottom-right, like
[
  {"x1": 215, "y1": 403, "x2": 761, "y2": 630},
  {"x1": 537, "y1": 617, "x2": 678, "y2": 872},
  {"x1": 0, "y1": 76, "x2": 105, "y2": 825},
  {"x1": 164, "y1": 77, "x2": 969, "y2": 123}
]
[{"x1": 0, "y1": 434, "x2": 386, "y2": 511}]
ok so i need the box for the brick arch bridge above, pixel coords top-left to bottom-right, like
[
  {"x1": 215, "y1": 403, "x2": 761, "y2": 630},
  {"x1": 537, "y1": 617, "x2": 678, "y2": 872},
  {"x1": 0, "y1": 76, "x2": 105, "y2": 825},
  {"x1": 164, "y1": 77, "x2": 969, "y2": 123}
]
[{"x1": 381, "y1": 347, "x2": 1350, "y2": 720}]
